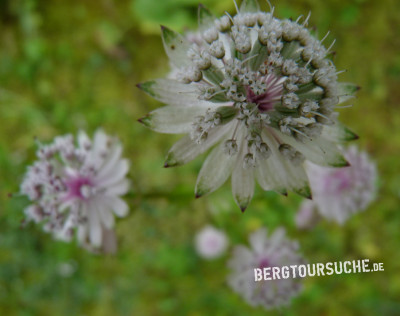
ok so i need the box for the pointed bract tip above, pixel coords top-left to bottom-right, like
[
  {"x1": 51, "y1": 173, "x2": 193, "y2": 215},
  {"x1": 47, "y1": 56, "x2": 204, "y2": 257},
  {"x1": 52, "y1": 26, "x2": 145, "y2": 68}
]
[
  {"x1": 198, "y1": 3, "x2": 205, "y2": 9},
  {"x1": 163, "y1": 162, "x2": 170, "y2": 168},
  {"x1": 160, "y1": 25, "x2": 166, "y2": 30},
  {"x1": 137, "y1": 114, "x2": 152, "y2": 127},
  {"x1": 240, "y1": 206, "x2": 247, "y2": 213},
  {"x1": 306, "y1": 193, "x2": 313, "y2": 200},
  {"x1": 356, "y1": 85, "x2": 361, "y2": 91},
  {"x1": 136, "y1": 83, "x2": 142, "y2": 89},
  {"x1": 7, "y1": 192, "x2": 13, "y2": 198},
  {"x1": 195, "y1": 193, "x2": 202, "y2": 199}
]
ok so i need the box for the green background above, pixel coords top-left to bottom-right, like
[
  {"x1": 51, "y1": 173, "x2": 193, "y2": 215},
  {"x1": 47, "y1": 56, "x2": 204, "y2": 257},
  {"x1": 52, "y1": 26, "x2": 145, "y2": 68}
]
[{"x1": 1, "y1": 0, "x2": 399, "y2": 315}]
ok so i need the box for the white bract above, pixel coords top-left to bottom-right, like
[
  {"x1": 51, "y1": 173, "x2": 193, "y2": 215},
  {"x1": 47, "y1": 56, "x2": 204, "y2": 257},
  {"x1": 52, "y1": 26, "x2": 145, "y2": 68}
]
[
  {"x1": 138, "y1": 0, "x2": 358, "y2": 211},
  {"x1": 302, "y1": 146, "x2": 377, "y2": 225},
  {"x1": 195, "y1": 225, "x2": 229, "y2": 259},
  {"x1": 21, "y1": 130, "x2": 130, "y2": 251},
  {"x1": 227, "y1": 227, "x2": 305, "y2": 310}
]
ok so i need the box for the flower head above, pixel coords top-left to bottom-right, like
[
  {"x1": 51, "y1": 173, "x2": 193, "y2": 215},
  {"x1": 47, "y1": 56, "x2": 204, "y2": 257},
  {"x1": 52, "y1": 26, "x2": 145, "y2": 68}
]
[
  {"x1": 21, "y1": 130, "x2": 130, "y2": 251},
  {"x1": 195, "y1": 225, "x2": 229, "y2": 259},
  {"x1": 138, "y1": 0, "x2": 358, "y2": 211},
  {"x1": 302, "y1": 146, "x2": 377, "y2": 225},
  {"x1": 227, "y1": 227, "x2": 305, "y2": 310}
]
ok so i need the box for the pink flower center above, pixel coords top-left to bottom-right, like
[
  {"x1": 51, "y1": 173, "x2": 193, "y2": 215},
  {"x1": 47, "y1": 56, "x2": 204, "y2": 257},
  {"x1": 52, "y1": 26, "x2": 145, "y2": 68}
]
[
  {"x1": 258, "y1": 257, "x2": 270, "y2": 269},
  {"x1": 246, "y1": 74, "x2": 283, "y2": 112},
  {"x1": 323, "y1": 169, "x2": 352, "y2": 194},
  {"x1": 206, "y1": 238, "x2": 220, "y2": 251},
  {"x1": 65, "y1": 176, "x2": 94, "y2": 201}
]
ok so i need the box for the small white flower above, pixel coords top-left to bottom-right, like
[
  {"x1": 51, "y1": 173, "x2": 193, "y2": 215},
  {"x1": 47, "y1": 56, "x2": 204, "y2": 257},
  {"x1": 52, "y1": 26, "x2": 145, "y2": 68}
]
[
  {"x1": 138, "y1": 0, "x2": 359, "y2": 211},
  {"x1": 227, "y1": 227, "x2": 305, "y2": 310},
  {"x1": 195, "y1": 225, "x2": 228, "y2": 259},
  {"x1": 21, "y1": 129, "x2": 130, "y2": 251},
  {"x1": 303, "y1": 146, "x2": 377, "y2": 225},
  {"x1": 57, "y1": 260, "x2": 77, "y2": 278}
]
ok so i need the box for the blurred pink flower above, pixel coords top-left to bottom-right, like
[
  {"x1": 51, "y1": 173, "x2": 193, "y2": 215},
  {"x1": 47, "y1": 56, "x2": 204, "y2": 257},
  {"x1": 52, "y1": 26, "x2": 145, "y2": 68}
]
[
  {"x1": 195, "y1": 225, "x2": 228, "y2": 259},
  {"x1": 301, "y1": 146, "x2": 377, "y2": 225},
  {"x1": 227, "y1": 227, "x2": 305, "y2": 310},
  {"x1": 21, "y1": 130, "x2": 130, "y2": 252}
]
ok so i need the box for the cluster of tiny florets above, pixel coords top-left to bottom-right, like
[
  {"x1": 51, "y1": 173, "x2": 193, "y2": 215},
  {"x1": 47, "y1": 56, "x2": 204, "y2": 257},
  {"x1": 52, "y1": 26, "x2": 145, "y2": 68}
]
[
  {"x1": 227, "y1": 228, "x2": 305, "y2": 310},
  {"x1": 174, "y1": 9, "x2": 341, "y2": 168},
  {"x1": 21, "y1": 130, "x2": 130, "y2": 249}
]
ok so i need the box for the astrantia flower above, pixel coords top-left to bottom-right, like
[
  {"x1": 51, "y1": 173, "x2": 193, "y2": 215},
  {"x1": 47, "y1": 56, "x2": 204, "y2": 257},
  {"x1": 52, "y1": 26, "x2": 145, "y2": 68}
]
[
  {"x1": 21, "y1": 130, "x2": 130, "y2": 251},
  {"x1": 227, "y1": 227, "x2": 305, "y2": 310},
  {"x1": 301, "y1": 146, "x2": 377, "y2": 225},
  {"x1": 138, "y1": 0, "x2": 358, "y2": 211},
  {"x1": 195, "y1": 225, "x2": 228, "y2": 259}
]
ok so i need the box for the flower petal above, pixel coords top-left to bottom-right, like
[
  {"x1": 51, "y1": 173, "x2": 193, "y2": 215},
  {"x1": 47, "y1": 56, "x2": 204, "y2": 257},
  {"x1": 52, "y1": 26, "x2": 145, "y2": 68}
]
[
  {"x1": 95, "y1": 159, "x2": 129, "y2": 188},
  {"x1": 108, "y1": 196, "x2": 129, "y2": 217},
  {"x1": 93, "y1": 129, "x2": 108, "y2": 156},
  {"x1": 259, "y1": 130, "x2": 311, "y2": 198},
  {"x1": 87, "y1": 201, "x2": 102, "y2": 248},
  {"x1": 232, "y1": 153, "x2": 255, "y2": 212},
  {"x1": 249, "y1": 228, "x2": 267, "y2": 255},
  {"x1": 104, "y1": 179, "x2": 130, "y2": 196},
  {"x1": 161, "y1": 26, "x2": 192, "y2": 68},
  {"x1": 256, "y1": 133, "x2": 290, "y2": 193},
  {"x1": 240, "y1": 0, "x2": 260, "y2": 13},
  {"x1": 195, "y1": 141, "x2": 236, "y2": 198},
  {"x1": 275, "y1": 130, "x2": 348, "y2": 167},
  {"x1": 77, "y1": 224, "x2": 87, "y2": 245},
  {"x1": 265, "y1": 228, "x2": 287, "y2": 256},
  {"x1": 249, "y1": 39, "x2": 269, "y2": 71},
  {"x1": 322, "y1": 122, "x2": 358, "y2": 142},
  {"x1": 139, "y1": 104, "x2": 211, "y2": 134},
  {"x1": 138, "y1": 78, "x2": 212, "y2": 107},
  {"x1": 281, "y1": 159, "x2": 311, "y2": 198},
  {"x1": 96, "y1": 198, "x2": 115, "y2": 229},
  {"x1": 165, "y1": 123, "x2": 232, "y2": 167},
  {"x1": 228, "y1": 245, "x2": 255, "y2": 268},
  {"x1": 97, "y1": 143, "x2": 123, "y2": 179},
  {"x1": 77, "y1": 130, "x2": 91, "y2": 150},
  {"x1": 337, "y1": 82, "x2": 360, "y2": 104},
  {"x1": 198, "y1": 4, "x2": 216, "y2": 31}
]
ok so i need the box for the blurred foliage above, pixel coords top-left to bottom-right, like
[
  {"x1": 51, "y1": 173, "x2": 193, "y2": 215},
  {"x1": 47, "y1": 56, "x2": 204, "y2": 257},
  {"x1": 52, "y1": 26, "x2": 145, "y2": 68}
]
[{"x1": 0, "y1": 0, "x2": 400, "y2": 315}]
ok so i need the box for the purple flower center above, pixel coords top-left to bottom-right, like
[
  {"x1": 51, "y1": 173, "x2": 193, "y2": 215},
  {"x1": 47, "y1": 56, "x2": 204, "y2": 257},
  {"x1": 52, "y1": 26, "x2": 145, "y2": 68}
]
[
  {"x1": 323, "y1": 169, "x2": 352, "y2": 194},
  {"x1": 205, "y1": 237, "x2": 220, "y2": 251},
  {"x1": 65, "y1": 176, "x2": 93, "y2": 201},
  {"x1": 258, "y1": 257, "x2": 271, "y2": 269},
  {"x1": 246, "y1": 75, "x2": 283, "y2": 112}
]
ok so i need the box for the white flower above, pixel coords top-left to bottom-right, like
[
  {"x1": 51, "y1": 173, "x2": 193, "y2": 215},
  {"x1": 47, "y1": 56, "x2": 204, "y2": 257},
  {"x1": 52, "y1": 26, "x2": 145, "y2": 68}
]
[
  {"x1": 138, "y1": 0, "x2": 359, "y2": 211},
  {"x1": 303, "y1": 146, "x2": 377, "y2": 225},
  {"x1": 195, "y1": 225, "x2": 228, "y2": 259},
  {"x1": 227, "y1": 227, "x2": 305, "y2": 310},
  {"x1": 21, "y1": 129, "x2": 130, "y2": 251}
]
